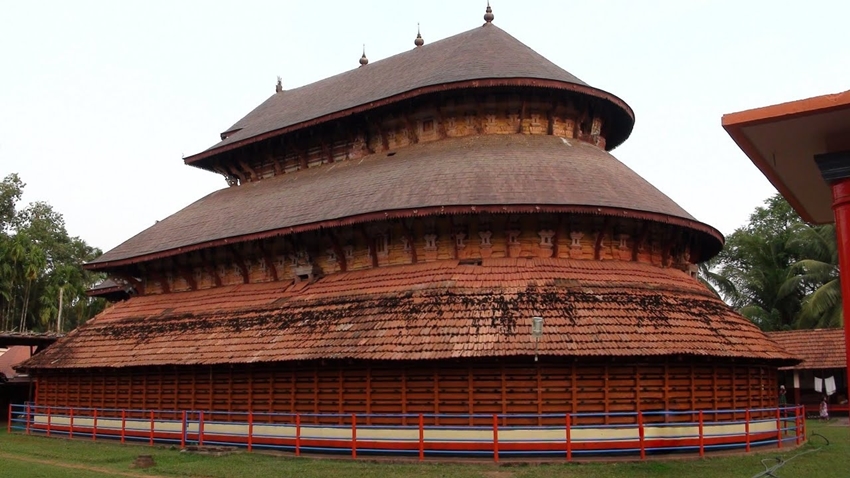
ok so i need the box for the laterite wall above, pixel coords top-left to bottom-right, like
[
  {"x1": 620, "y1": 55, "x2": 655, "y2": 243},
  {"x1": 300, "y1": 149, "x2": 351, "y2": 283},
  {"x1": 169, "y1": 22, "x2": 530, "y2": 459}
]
[{"x1": 34, "y1": 357, "x2": 777, "y2": 425}]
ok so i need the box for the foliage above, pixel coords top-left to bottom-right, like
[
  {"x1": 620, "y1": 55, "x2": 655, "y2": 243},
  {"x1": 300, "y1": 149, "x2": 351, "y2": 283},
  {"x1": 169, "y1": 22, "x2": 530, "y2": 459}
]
[
  {"x1": 0, "y1": 173, "x2": 105, "y2": 333},
  {"x1": 703, "y1": 193, "x2": 841, "y2": 331}
]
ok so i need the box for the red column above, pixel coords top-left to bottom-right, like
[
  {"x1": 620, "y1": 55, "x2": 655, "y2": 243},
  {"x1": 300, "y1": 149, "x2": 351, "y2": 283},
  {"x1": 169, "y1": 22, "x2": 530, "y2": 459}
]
[{"x1": 831, "y1": 177, "x2": 850, "y2": 417}]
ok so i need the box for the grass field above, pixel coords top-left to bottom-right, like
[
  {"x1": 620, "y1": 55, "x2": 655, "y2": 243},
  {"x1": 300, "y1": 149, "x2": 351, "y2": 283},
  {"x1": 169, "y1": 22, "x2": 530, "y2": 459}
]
[{"x1": 0, "y1": 420, "x2": 848, "y2": 477}]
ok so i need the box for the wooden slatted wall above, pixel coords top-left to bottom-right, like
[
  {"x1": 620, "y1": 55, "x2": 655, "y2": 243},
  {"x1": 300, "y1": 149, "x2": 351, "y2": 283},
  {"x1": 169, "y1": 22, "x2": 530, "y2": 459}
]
[{"x1": 33, "y1": 357, "x2": 779, "y2": 425}]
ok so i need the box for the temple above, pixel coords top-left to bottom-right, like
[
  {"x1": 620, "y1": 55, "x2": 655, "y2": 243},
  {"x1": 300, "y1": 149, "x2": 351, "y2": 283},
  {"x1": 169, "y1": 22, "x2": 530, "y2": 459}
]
[{"x1": 20, "y1": 7, "x2": 795, "y2": 452}]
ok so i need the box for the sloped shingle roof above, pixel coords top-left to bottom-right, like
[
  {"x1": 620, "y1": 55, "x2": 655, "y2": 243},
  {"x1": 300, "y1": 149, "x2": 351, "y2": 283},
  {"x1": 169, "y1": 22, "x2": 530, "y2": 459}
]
[
  {"x1": 767, "y1": 328, "x2": 846, "y2": 370},
  {"x1": 89, "y1": 135, "x2": 722, "y2": 268},
  {"x1": 23, "y1": 258, "x2": 795, "y2": 370},
  {"x1": 185, "y1": 23, "x2": 634, "y2": 164}
]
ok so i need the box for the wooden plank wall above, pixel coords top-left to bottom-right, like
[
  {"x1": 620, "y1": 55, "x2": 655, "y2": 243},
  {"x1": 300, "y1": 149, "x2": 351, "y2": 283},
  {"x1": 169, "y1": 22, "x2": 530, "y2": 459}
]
[{"x1": 34, "y1": 358, "x2": 778, "y2": 425}]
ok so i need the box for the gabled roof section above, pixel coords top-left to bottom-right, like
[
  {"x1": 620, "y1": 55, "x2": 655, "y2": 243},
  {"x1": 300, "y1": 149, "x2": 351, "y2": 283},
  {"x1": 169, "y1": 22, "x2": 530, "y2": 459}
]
[
  {"x1": 767, "y1": 328, "x2": 846, "y2": 370},
  {"x1": 185, "y1": 24, "x2": 634, "y2": 165},
  {"x1": 88, "y1": 135, "x2": 721, "y2": 268},
  {"x1": 21, "y1": 259, "x2": 795, "y2": 370}
]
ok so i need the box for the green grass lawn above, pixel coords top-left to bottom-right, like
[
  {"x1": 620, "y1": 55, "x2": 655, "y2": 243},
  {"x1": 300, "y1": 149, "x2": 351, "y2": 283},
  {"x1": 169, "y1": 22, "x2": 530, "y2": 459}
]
[{"x1": 1, "y1": 420, "x2": 848, "y2": 477}]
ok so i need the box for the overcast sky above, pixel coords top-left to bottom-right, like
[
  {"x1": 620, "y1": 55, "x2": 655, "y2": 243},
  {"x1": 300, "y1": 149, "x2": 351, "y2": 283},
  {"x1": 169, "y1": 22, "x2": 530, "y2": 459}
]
[{"x1": 2, "y1": 1, "x2": 848, "y2": 253}]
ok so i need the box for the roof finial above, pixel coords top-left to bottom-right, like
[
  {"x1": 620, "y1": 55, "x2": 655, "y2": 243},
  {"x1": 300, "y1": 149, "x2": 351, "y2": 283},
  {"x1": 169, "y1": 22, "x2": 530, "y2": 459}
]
[
  {"x1": 275, "y1": 76, "x2": 283, "y2": 94},
  {"x1": 484, "y1": 1, "x2": 494, "y2": 24},
  {"x1": 414, "y1": 23, "x2": 424, "y2": 47},
  {"x1": 359, "y1": 44, "x2": 369, "y2": 67}
]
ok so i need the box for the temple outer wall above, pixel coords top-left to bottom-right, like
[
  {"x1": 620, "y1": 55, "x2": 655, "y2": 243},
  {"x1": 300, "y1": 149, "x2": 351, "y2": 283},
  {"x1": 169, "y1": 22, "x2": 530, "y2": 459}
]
[{"x1": 33, "y1": 357, "x2": 778, "y2": 426}]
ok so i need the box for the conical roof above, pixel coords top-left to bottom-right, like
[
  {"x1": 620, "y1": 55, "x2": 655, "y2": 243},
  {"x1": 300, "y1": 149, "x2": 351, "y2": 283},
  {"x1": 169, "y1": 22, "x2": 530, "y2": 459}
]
[{"x1": 185, "y1": 24, "x2": 634, "y2": 165}]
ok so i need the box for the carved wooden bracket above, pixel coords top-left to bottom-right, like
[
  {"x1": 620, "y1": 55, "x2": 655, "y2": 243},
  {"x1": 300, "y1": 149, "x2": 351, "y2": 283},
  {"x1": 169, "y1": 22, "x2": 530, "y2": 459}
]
[
  {"x1": 401, "y1": 220, "x2": 418, "y2": 264},
  {"x1": 258, "y1": 242, "x2": 279, "y2": 282},
  {"x1": 179, "y1": 266, "x2": 197, "y2": 291},
  {"x1": 360, "y1": 226, "x2": 378, "y2": 268},
  {"x1": 327, "y1": 230, "x2": 348, "y2": 272},
  {"x1": 632, "y1": 224, "x2": 650, "y2": 262},
  {"x1": 593, "y1": 217, "x2": 612, "y2": 260},
  {"x1": 229, "y1": 246, "x2": 250, "y2": 284},
  {"x1": 207, "y1": 263, "x2": 223, "y2": 287}
]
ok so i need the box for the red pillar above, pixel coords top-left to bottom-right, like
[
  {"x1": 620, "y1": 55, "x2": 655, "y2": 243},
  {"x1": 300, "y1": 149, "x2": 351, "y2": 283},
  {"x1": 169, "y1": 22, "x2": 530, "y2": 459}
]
[{"x1": 831, "y1": 177, "x2": 850, "y2": 416}]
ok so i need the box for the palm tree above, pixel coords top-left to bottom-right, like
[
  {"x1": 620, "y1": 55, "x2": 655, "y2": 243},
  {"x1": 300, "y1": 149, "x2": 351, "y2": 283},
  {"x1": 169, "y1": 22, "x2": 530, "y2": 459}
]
[{"x1": 783, "y1": 224, "x2": 841, "y2": 328}]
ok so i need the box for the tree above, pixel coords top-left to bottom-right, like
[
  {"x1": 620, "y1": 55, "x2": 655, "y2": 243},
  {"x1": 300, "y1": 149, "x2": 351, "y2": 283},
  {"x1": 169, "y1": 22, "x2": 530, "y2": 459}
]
[
  {"x1": 713, "y1": 194, "x2": 804, "y2": 331},
  {"x1": 783, "y1": 224, "x2": 841, "y2": 328},
  {"x1": 0, "y1": 173, "x2": 105, "y2": 333}
]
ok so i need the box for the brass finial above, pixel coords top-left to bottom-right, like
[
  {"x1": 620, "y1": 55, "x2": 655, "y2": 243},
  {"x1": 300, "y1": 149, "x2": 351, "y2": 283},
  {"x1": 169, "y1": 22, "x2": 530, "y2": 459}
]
[
  {"x1": 414, "y1": 23, "x2": 424, "y2": 47},
  {"x1": 275, "y1": 76, "x2": 283, "y2": 93},
  {"x1": 484, "y1": 1, "x2": 494, "y2": 23},
  {"x1": 359, "y1": 44, "x2": 369, "y2": 67}
]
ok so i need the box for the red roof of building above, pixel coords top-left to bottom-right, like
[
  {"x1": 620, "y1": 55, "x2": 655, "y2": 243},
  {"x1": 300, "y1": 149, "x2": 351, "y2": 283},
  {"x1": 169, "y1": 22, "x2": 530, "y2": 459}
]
[
  {"x1": 185, "y1": 23, "x2": 634, "y2": 165},
  {"x1": 767, "y1": 328, "x2": 846, "y2": 370},
  {"x1": 22, "y1": 258, "x2": 795, "y2": 370},
  {"x1": 88, "y1": 135, "x2": 722, "y2": 269},
  {"x1": 0, "y1": 346, "x2": 32, "y2": 378}
]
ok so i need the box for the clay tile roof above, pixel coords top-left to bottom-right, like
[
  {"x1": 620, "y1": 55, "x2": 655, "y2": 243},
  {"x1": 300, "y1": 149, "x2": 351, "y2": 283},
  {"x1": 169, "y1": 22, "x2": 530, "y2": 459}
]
[
  {"x1": 22, "y1": 259, "x2": 796, "y2": 370},
  {"x1": 767, "y1": 328, "x2": 846, "y2": 370},
  {"x1": 185, "y1": 24, "x2": 633, "y2": 164},
  {"x1": 88, "y1": 135, "x2": 721, "y2": 268},
  {"x1": 0, "y1": 346, "x2": 32, "y2": 378}
]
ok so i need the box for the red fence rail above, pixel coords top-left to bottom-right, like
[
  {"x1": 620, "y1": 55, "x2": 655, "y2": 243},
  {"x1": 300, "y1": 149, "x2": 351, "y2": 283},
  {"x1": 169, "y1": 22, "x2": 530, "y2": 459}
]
[{"x1": 8, "y1": 404, "x2": 806, "y2": 462}]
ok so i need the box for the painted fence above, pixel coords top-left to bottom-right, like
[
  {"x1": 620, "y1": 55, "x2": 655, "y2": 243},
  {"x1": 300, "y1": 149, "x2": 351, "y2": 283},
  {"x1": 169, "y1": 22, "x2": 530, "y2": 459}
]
[{"x1": 8, "y1": 404, "x2": 805, "y2": 461}]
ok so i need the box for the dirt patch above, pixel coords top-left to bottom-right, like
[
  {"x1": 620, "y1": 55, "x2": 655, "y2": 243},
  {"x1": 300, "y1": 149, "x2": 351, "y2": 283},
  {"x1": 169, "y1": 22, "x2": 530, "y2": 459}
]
[{"x1": 0, "y1": 451, "x2": 168, "y2": 477}]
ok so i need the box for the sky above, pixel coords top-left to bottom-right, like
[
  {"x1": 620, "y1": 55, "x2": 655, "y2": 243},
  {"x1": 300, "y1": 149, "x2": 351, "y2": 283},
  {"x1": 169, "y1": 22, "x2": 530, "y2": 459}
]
[{"x1": 2, "y1": 0, "x2": 849, "y2": 254}]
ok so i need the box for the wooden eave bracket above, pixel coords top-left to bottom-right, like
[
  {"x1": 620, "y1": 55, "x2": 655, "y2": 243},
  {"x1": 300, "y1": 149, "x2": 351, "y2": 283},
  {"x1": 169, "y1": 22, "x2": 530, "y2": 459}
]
[
  {"x1": 327, "y1": 230, "x2": 348, "y2": 272},
  {"x1": 401, "y1": 220, "x2": 418, "y2": 264},
  {"x1": 258, "y1": 242, "x2": 279, "y2": 282},
  {"x1": 593, "y1": 217, "x2": 612, "y2": 260},
  {"x1": 360, "y1": 226, "x2": 378, "y2": 268},
  {"x1": 632, "y1": 224, "x2": 650, "y2": 262},
  {"x1": 229, "y1": 246, "x2": 250, "y2": 284}
]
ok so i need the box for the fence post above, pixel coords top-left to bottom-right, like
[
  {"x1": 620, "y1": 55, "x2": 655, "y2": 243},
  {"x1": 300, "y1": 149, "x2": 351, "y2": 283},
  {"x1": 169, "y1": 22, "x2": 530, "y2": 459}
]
[
  {"x1": 92, "y1": 409, "x2": 98, "y2": 441},
  {"x1": 565, "y1": 413, "x2": 572, "y2": 462},
  {"x1": 745, "y1": 409, "x2": 750, "y2": 452},
  {"x1": 351, "y1": 414, "x2": 357, "y2": 459},
  {"x1": 638, "y1": 411, "x2": 645, "y2": 460},
  {"x1": 121, "y1": 410, "x2": 126, "y2": 444},
  {"x1": 150, "y1": 411, "x2": 155, "y2": 446},
  {"x1": 180, "y1": 411, "x2": 187, "y2": 449},
  {"x1": 698, "y1": 410, "x2": 704, "y2": 458},
  {"x1": 248, "y1": 411, "x2": 253, "y2": 452},
  {"x1": 7, "y1": 403, "x2": 11, "y2": 434},
  {"x1": 492, "y1": 414, "x2": 499, "y2": 463},
  {"x1": 418, "y1": 413, "x2": 425, "y2": 461},
  {"x1": 69, "y1": 407, "x2": 74, "y2": 439},
  {"x1": 795, "y1": 405, "x2": 801, "y2": 445},
  {"x1": 199, "y1": 411, "x2": 205, "y2": 447},
  {"x1": 776, "y1": 408, "x2": 782, "y2": 448},
  {"x1": 295, "y1": 413, "x2": 301, "y2": 457},
  {"x1": 25, "y1": 403, "x2": 31, "y2": 435},
  {"x1": 47, "y1": 406, "x2": 52, "y2": 437}
]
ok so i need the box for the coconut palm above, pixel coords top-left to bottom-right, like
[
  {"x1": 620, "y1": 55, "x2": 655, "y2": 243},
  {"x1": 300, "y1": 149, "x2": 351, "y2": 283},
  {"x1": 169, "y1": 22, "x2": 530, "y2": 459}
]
[{"x1": 783, "y1": 224, "x2": 841, "y2": 328}]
